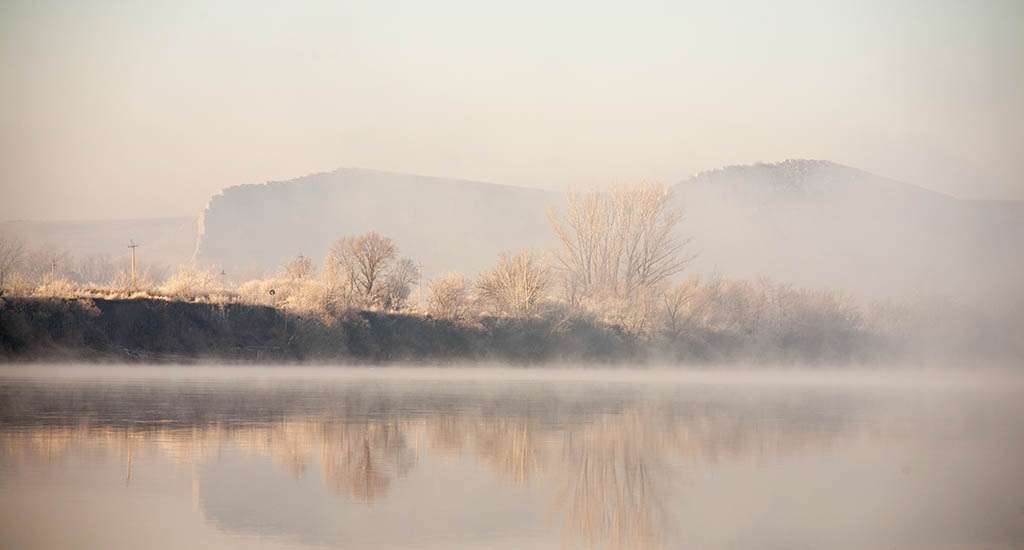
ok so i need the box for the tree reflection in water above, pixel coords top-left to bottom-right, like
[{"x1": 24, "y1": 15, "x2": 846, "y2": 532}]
[
  {"x1": 0, "y1": 401, "x2": 853, "y2": 550},
  {"x1": 555, "y1": 412, "x2": 665, "y2": 550},
  {"x1": 319, "y1": 420, "x2": 417, "y2": 503}
]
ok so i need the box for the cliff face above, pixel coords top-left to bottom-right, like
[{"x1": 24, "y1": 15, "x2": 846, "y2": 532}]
[{"x1": 195, "y1": 168, "x2": 558, "y2": 278}]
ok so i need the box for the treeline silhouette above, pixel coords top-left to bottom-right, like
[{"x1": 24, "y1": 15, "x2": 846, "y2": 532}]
[
  {"x1": 1, "y1": 184, "x2": 1019, "y2": 364},
  {"x1": 0, "y1": 293, "x2": 898, "y2": 364}
]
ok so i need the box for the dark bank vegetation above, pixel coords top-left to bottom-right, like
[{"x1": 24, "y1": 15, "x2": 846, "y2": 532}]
[
  {"x1": 0, "y1": 293, "x2": 887, "y2": 364},
  {"x1": 1, "y1": 184, "x2": 1020, "y2": 365}
]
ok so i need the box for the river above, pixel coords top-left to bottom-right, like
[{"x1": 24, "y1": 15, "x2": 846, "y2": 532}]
[{"x1": 1, "y1": 366, "x2": 1022, "y2": 549}]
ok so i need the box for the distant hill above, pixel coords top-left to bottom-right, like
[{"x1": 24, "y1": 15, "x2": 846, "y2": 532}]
[
  {"x1": 0, "y1": 216, "x2": 197, "y2": 268},
  {"x1": 12, "y1": 161, "x2": 1014, "y2": 302},
  {"x1": 195, "y1": 168, "x2": 559, "y2": 278},
  {"x1": 193, "y1": 161, "x2": 1022, "y2": 301},
  {"x1": 675, "y1": 159, "x2": 1024, "y2": 300}
]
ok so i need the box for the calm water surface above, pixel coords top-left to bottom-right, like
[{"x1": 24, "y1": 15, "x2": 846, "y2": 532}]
[{"x1": 1, "y1": 366, "x2": 1022, "y2": 550}]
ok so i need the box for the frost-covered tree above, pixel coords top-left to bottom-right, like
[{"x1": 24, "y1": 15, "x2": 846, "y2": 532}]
[
  {"x1": 326, "y1": 232, "x2": 395, "y2": 305},
  {"x1": 548, "y1": 183, "x2": 691, "y2": 306},
  {"x1": 376, "y1": 257, "x2": 420, "y2": 312},
  {"x1": 324, "y1": 232, "x2": 418, "y2": 311},
  {"x1": 158, "y1": 264, "x2": 223, "y2": 300},
  {"x1": 0, "y1": 234, "x2": 26, "y2": 290},
  {"x1": 282, "y1": 254, "x2": 315, "y2": 281},
  {"x1": 72, "y1": 253, "x2": 120, "y2": 286},
  {"x1": 19, "y1": 245, "x2": 72, "y2": 284},
  {"x1": 476, "y1": 250, "x2": 550, "y2": 318},
  {"x1": 548, "y1": 183, "x2": 692, "y2": 332},
  {"x1": 426, "y1": 273, "x2": 472, "y2": 321}
]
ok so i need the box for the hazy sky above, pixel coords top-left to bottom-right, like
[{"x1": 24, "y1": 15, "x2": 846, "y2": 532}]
[{"x1": 1, "y1": 0, "x2": 1021, "y2": 221}]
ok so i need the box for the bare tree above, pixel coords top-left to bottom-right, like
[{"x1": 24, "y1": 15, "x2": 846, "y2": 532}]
[
  {"x1": 13, "y1": 245, "x2": 73, "y2": 287},
  {"x1": 376, "y1": 257, "x2": 420, "y2": 312},
  {"x1": 476, "y1": 250, "x2": 550, "y2": 318},
  {"x1": 326, "y1": 232, "x2": 396, "y2": 303},
  {"x1": 73, "y1": 253, "x2": 120, "y2": 286},
  {"x1": 0, "y1": 234, "x2": 26, "y2": 290},
  {"x1": 112, "y1": 267, "x2": 156, "y2": 292},
  {"x1": 426, "y1": 272, "x2": 471, "y2": 321},
  {"x1": 282, "y1": 254, "x2": 315, "y2": 281},
  {"x1": 548, "y1": 184, "x2": 691, "y2": 306},
  {"x1": 324, "y1": 232, "x2": 418, "y2": 311},
  {"x1": 158, "y1": 264, "x2": 223, "y2": 300},
  {"x1": 660, "y1": 279, "x2": 693, "y2": 336}
]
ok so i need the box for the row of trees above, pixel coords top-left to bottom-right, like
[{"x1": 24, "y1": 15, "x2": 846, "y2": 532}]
[
  {"x1": 236, "y1": 232, "x2": 422, "y2": 316},
  {"x1": 1, "y1": 183, "x2": 683, "y2": 313},
  {"x1": 174, "y1": 183, "x2": 684, "y2": 328},
  {"x1": 235, "y1": 183, "x2": 882, "y2": 357},
  {"x1": 225, "y1": 183, "x2": 865, "y2": 345},
  {"x1": 421, "y1": 183, "x2": 691, "y2": 327},
  {"x1": 1, "y1": 184, "x2": 869, "y2": 347},
  {"x1": 234, "y1": 233, "x2": 555, "y2": 323},
  {"x1": 6, "y1": 182, "x2": 1015, "y2": 362},
  {"x1": 0, "y1": 235, "x2": 171, "y2": 296}
]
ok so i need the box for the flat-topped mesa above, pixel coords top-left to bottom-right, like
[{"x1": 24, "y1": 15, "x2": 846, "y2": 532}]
[{"x1": 194, "y1": 167, "x2": 559, "y2": 279}]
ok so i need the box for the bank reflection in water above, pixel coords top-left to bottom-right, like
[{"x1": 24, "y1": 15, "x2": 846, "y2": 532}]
[{"x1": 0, "y1": 403, "x2": 854, "y2": 550}]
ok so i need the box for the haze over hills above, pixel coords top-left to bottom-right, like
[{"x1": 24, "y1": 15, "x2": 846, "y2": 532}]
[
  {"x1": 190, "y1": 160, "x2": 1022, "y2": 302},
  {"x1": 195, "y1": 168, "x2": 559, "y2": 279},
  {"x1": 675, "y1": 160, "x2": 1024, "y2": 300},
  {"x1": 5, "y1": 161, "x2": 1021, "y2": 302},
  {"x1": 0, "y1": 216, "x2": 197, "y2": 270}
]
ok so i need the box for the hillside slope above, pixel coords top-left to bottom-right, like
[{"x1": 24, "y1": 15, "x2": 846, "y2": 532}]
[
  {"x1": 675, "y1": 160, "x2": 1024, "y2": 300},
  {"x1": 195, "y1": 168, "x2": 558, "y2": 278},
  {"x1": 192, "y1": 161, "x2": 1023, "y2": 301}
]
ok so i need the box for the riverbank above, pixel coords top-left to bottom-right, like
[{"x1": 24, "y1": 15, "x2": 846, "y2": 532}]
[{"x1": 0, "y1": 296, "x2": 897, "y2": 365}]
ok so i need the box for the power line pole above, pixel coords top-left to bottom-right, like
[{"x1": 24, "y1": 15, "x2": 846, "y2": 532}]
[{"x1": 128, "y1": 239, "x2": 140, "y2": 288}]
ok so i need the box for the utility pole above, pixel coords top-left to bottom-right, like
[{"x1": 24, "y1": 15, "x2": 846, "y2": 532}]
[{"x1": 128, "y1": 240, "x2": 140, "y2": 288}]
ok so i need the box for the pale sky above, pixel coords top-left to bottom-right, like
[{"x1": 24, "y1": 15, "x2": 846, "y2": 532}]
[{"x1": 1, "y1": 0, "x2": 1021, "y2": 221}]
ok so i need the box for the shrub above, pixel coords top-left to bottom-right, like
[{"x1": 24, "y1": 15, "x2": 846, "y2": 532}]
[
  {"x1": 476, "y1": 250, "x2": 551, "y2": 318},
  {"x1": 425, "y1": 273, "x2": 472, "y2": 321}
]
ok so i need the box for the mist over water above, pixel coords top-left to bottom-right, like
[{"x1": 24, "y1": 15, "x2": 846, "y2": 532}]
[
  {"x1": 2, "y1": 365, "x2": 1022, "y2": 550},
  {"x1": 2, "y1": 0, "x2": 1022, "y2": 547}
]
